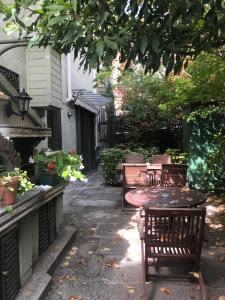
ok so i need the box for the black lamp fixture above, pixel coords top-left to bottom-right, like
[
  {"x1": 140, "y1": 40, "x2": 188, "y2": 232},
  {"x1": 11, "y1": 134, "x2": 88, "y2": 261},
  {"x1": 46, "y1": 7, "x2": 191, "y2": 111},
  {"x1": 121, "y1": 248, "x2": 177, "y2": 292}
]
[{"x1": 10, "y1": 88, "x2": 32, "y2": 120}]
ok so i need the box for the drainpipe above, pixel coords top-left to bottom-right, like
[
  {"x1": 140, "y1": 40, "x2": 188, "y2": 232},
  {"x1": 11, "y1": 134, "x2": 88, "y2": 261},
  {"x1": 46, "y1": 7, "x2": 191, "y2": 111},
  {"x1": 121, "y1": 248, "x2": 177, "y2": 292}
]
[{"x1": 66, "y1": 53, "x2": 72, "y2": 100}]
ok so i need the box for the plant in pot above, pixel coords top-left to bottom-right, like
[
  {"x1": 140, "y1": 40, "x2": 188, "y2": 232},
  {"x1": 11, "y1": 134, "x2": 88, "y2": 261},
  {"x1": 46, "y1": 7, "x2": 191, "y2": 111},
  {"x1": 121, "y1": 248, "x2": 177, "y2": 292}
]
[
  {"x1": 33, "y1": 150, "x2": 86, "y2": 186},
  {"x1": 0, "y1": 168, "x2": 33, "y2": 206}
]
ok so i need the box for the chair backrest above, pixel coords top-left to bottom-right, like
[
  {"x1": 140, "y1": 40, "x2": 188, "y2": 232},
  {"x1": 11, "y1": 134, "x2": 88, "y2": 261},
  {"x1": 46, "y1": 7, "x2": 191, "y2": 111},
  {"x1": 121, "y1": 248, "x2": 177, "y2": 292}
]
[
  {"x1": 125, "y1": 153, "x2": 144, "y2": 163},
  {"x1": 123, "y1": 164, "x2": 147, "y2": 186},
  {"x1": 161, "y1": 163, "x2": 187, "y2": 187},
  {"x1": 144, "y1": 207, "x2": 206, "y2": 252},
  {"x1": 152, "y1": 154, "x2": 171, "y2": 164}
]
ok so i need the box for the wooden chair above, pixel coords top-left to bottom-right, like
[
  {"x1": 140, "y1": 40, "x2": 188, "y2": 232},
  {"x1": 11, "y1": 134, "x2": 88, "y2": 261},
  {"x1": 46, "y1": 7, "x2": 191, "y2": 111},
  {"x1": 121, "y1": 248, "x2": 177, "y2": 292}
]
[
  {"x1": 125, "y1": 153, "x2": 144, "y2": 163},
  {"x1": 139, "y1": 207, "x2": 207, "y2": 299},
  {"x1": 161, "y1": 163, "x2": 187, "y2": 187},
  {"x1": 151, "y1": 154, "x2": 171, "y2": 164},
  {"x1": 122, "y1": 164, "x2": 147, "y2": 209}
]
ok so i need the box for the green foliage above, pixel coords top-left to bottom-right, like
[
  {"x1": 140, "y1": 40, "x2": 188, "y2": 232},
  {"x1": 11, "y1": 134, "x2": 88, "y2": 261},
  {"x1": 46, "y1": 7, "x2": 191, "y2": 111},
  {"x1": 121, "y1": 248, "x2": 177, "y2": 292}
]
[
  {"x1": 119, "y1": 69, "x2": 178, "y2": 127},
  {"x1": 1, "y1": 0, "x2": 225, "y2": 75},
  {"x1": 34, "y1": 151, "x2": 86, "y2": 182},
  {"x1": 93, "y1": 66, "x2": 113, "y2": 97},
  {"x1": 110, "y1": 69, "x2": 182, "y2": 149},
  {"x1": 165, "y1": 149, "x2": 188, "y2": 164},
  {"x1": 4, "y1": 205, "x2": 13, "y2": 213},
  {"x1": 0, "y1": 168, "x2": 33, "y2": 196},
  {"x1": 203, "y1": 123, "x2": 225, "y2": 193},
  {"x1": 159, "y1": 53, "x2": 225, "y2": 119},
  {"x1": 100, "y1": 148, "x2": 126, "y2": 185},
  {"x1": 100, "y1": 146, "x2": 160, "y2": 184},
  {"x1": 14, "y1": 169, "x2": 34, "y2": 196}
]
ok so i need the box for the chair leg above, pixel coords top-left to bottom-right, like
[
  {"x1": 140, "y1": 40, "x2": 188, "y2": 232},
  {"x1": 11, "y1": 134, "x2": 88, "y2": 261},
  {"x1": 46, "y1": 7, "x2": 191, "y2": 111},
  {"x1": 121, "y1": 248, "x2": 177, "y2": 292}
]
[
  {"x1": 141, "y1": 240, "x2": 148, "y2": 300},
  {"x1": 122, "y1": 188, "x2": 125, "y2": 210}
]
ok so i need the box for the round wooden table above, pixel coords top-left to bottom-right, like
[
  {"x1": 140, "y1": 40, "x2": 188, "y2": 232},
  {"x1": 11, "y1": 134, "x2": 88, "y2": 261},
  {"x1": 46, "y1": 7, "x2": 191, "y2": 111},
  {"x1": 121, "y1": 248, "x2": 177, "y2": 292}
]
[{"x1": 125, "y1": 186, "x2": 207, "y2": 208}]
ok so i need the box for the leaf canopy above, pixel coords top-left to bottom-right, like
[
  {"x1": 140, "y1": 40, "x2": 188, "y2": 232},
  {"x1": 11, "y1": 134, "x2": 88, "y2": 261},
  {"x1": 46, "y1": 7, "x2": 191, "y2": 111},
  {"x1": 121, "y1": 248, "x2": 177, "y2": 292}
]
[{"x1": 1, "y1": 0, "x2": 225, "y2": 74}]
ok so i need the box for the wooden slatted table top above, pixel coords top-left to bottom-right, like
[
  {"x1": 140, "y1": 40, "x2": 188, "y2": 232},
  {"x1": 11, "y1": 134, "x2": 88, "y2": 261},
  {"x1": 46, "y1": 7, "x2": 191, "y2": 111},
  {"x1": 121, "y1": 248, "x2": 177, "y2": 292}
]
[
  {"x1": 125, "y1": 186, "x2": 207, "y2": 208},
  {"x1": 118, "y1": 163, "x2": 162, "y2": 170}
]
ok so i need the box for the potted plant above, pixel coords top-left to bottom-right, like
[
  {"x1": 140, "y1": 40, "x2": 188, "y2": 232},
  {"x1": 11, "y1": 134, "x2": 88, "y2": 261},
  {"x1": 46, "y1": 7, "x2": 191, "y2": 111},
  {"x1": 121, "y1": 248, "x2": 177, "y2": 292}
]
[
  {"x1": 0, "y1": 168, "x2": 33, "y2": 206},
  {"x1": 33, "y1": 150, "x2": 86, "y2": 186}
]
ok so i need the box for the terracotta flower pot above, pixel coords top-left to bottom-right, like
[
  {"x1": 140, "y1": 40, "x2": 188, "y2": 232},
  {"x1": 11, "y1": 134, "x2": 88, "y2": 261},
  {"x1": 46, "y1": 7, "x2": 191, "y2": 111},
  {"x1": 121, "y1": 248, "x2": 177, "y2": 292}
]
[{"x1": 0, "y1": 176, "x2": 19, "y2": 206}]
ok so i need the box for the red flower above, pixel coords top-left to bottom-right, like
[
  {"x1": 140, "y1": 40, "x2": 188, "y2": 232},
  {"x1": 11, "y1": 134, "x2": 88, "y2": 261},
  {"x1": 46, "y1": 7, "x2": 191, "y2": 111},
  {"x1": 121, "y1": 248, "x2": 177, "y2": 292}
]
[
  {"x1": 47, "y1": 161, "x2": 55, "y2": 171},
  {"x1": 70, "y1": 149, "x2": 77, "y2": 156}
]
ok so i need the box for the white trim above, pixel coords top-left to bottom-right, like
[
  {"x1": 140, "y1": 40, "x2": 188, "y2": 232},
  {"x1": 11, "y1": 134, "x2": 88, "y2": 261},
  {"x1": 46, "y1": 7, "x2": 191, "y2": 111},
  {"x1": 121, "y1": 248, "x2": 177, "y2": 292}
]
[{"x1": 66, "y1": 54, "x2": 72, "y2": 100}]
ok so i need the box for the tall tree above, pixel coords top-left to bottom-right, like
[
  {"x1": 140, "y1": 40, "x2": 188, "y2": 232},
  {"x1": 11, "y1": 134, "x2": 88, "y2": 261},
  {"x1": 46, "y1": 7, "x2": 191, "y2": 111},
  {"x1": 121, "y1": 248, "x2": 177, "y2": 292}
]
[{"x1": 1, "y1": 0, "x2": 225, "y2": 74}]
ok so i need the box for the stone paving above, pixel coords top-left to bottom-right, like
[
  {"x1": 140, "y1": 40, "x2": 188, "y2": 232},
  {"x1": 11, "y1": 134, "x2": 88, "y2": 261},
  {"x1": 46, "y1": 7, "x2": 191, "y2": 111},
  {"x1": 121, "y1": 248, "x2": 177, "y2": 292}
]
[{"x1": 46, "y1": 170, "x2": 225, "y2": 300}]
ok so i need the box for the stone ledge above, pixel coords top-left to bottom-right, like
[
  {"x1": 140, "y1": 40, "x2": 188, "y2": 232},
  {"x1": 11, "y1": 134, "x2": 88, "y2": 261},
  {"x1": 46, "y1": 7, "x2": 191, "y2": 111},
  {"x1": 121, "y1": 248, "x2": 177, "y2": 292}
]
[{"x1": 16, "y1": 225, "x2": 77, "y2": 300}]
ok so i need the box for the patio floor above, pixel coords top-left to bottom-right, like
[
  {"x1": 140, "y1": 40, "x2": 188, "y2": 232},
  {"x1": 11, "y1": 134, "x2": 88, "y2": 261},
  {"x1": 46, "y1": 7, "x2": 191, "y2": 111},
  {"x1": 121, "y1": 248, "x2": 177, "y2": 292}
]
[{"x1": 46, "y1": 170, "x2": 225, "y2": 300}]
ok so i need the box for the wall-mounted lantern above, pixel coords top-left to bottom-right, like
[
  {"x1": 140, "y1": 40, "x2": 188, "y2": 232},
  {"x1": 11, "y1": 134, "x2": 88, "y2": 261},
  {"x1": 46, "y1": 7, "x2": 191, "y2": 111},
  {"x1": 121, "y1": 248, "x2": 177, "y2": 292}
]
[{"x1": 8, "y1": 89, "x2": 32, "y2": 120}]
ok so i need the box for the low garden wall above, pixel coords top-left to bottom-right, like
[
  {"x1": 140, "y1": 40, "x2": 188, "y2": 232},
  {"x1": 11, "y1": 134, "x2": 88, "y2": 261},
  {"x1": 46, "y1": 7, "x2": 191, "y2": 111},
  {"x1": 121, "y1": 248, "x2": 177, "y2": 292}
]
[{"x1": 0, "y1": 184, "x2": 65, "y2": 300}]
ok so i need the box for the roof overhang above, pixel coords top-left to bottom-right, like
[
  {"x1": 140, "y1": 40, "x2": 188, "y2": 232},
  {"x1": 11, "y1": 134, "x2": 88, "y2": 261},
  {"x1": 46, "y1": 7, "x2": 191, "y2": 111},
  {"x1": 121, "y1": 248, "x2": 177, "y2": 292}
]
[{"x1": 75, "y1": 98, "x2": 98, "y2": 114}]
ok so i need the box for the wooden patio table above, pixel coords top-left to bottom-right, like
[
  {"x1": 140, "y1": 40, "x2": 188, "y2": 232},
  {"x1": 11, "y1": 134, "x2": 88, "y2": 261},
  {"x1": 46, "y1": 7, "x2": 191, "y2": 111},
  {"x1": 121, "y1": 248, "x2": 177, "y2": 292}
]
[
  {"x1": 118, "y1": 162, "x2": 162, "y2": 170},
  {"x1": 125, "y1": 186, "x2": 207, "y2": 208}
]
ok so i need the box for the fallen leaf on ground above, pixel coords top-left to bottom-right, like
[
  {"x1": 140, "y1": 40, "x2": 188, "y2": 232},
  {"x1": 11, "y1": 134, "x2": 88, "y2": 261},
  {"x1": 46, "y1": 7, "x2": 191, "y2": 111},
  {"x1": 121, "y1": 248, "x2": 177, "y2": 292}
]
[
  {"x1": 219, "y1": 256, "x2": 225, "y2": 262},
  {"x1": 63, "y1": 261, "x2": 69, "y2": 267},
  {"x1": 66, "y1": 275, "x2": 77, "y2": 281},
  {"x1": 104, "y1": 257, "x2": 119, "y2": 268},
  {"x1": 102, "y1": 247, "x2": 111, "y2": 251},
  {"x1": 111, "y1": 234, "x2": 122, "y2": 245},
  {"x1": 192, "y1": 272, "x2": 200, "y2": 279},
  {"x1": 77, "y1": 259, "x2": 85, "y2": 264},
  {"x1": 58, "y1": 275, "x2": 77, "y2": 283},
  {"x1": 127, "y1": 285, "x2": 135, "y2": 294},
  {"x1": 69, "y1": 247, "x2": 78, "y2": 256},
  {"x1": 88, "y1": 251, "x2": 94, "y2": 255},
  {"x1": 67, "y1": 296, "x2": 83, "y2": 300},
  {"x1": 65, "y1": 256, "x2": 71, "y2": 260},
  {"x1": 160, "y1": 287, "x2": 171, "y2": 295}
]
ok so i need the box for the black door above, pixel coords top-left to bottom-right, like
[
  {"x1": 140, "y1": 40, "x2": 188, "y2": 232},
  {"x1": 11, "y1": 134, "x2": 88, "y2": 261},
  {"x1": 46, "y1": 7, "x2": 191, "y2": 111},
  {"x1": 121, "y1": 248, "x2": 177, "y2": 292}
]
[
  {"x1": 47, "y1": 108, "x2": 62, "y2": 150},
  {"x1": 76, "y1": 107, "x2": 96, "y2": 173}
]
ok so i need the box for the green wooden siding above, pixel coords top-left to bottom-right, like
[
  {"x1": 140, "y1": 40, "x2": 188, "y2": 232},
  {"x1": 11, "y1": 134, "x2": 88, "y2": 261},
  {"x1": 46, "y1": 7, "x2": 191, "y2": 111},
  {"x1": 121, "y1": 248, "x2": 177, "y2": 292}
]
[
  {"x1": 187, "y1": 114, "x2": 223, "y2": 192},
  {"x1": 27, "y1": 47, "x2": 62, "y2": 108}
]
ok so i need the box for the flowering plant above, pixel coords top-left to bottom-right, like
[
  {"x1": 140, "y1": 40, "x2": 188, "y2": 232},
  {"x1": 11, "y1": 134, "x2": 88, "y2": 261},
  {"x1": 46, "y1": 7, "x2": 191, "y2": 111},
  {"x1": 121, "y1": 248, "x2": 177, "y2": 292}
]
[{"x1": 33, "y1": 150, "x2": 86, "y2": 182}]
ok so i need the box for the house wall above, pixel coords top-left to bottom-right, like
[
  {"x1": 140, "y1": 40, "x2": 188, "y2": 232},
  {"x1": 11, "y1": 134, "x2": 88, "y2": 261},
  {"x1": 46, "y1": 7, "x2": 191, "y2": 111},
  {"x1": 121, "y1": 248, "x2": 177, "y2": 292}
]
[
  {"x1": 71, "y1": 58, "x2": 95, "y2": 90},
  {"x1": 61, "y1": 55, "x2": 77, "y2": 151},
  {"x1": 26, "y1": 47, "x2": 62, "y2": 109},
  {"x1": 0, "y1": 27, "x2": 44, "y2": 131},
  {"x1": 0, "y1": 27, "x2": 27, "y2": 90}
]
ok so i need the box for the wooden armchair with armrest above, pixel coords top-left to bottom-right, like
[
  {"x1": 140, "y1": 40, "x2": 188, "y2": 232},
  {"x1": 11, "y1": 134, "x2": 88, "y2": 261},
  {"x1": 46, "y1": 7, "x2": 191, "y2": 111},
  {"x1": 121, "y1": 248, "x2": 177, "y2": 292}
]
[{"x1": 139, "y1": 207, "x2": 208, "y2": 300}]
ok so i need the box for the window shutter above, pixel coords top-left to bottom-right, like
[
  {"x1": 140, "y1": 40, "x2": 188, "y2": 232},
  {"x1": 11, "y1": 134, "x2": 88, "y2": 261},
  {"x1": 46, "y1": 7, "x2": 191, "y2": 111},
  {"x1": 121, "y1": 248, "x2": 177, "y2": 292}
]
[{"x1": 0, "y1": 227, "x2": 20, "y2": 300}]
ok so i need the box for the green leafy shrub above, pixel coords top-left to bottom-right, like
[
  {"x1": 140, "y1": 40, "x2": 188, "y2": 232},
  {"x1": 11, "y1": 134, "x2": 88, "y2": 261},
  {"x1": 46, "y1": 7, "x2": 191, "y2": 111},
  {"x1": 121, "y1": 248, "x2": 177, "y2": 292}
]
[
  {"x1": 100, "y1": 148, "x2": 126, "y2": 185},
  {"x1": 130, "y1": 147, "x2": 159, "y2": 161},
  {"x1": 100, "y1": 146, "x2": 160, "y2": 184},
  {"x1": 165, "y1": 148, "x2": 188, "y2": 164},
  {"x1": 203, "y1": 124, "x2": 225, "y2": 194}
]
